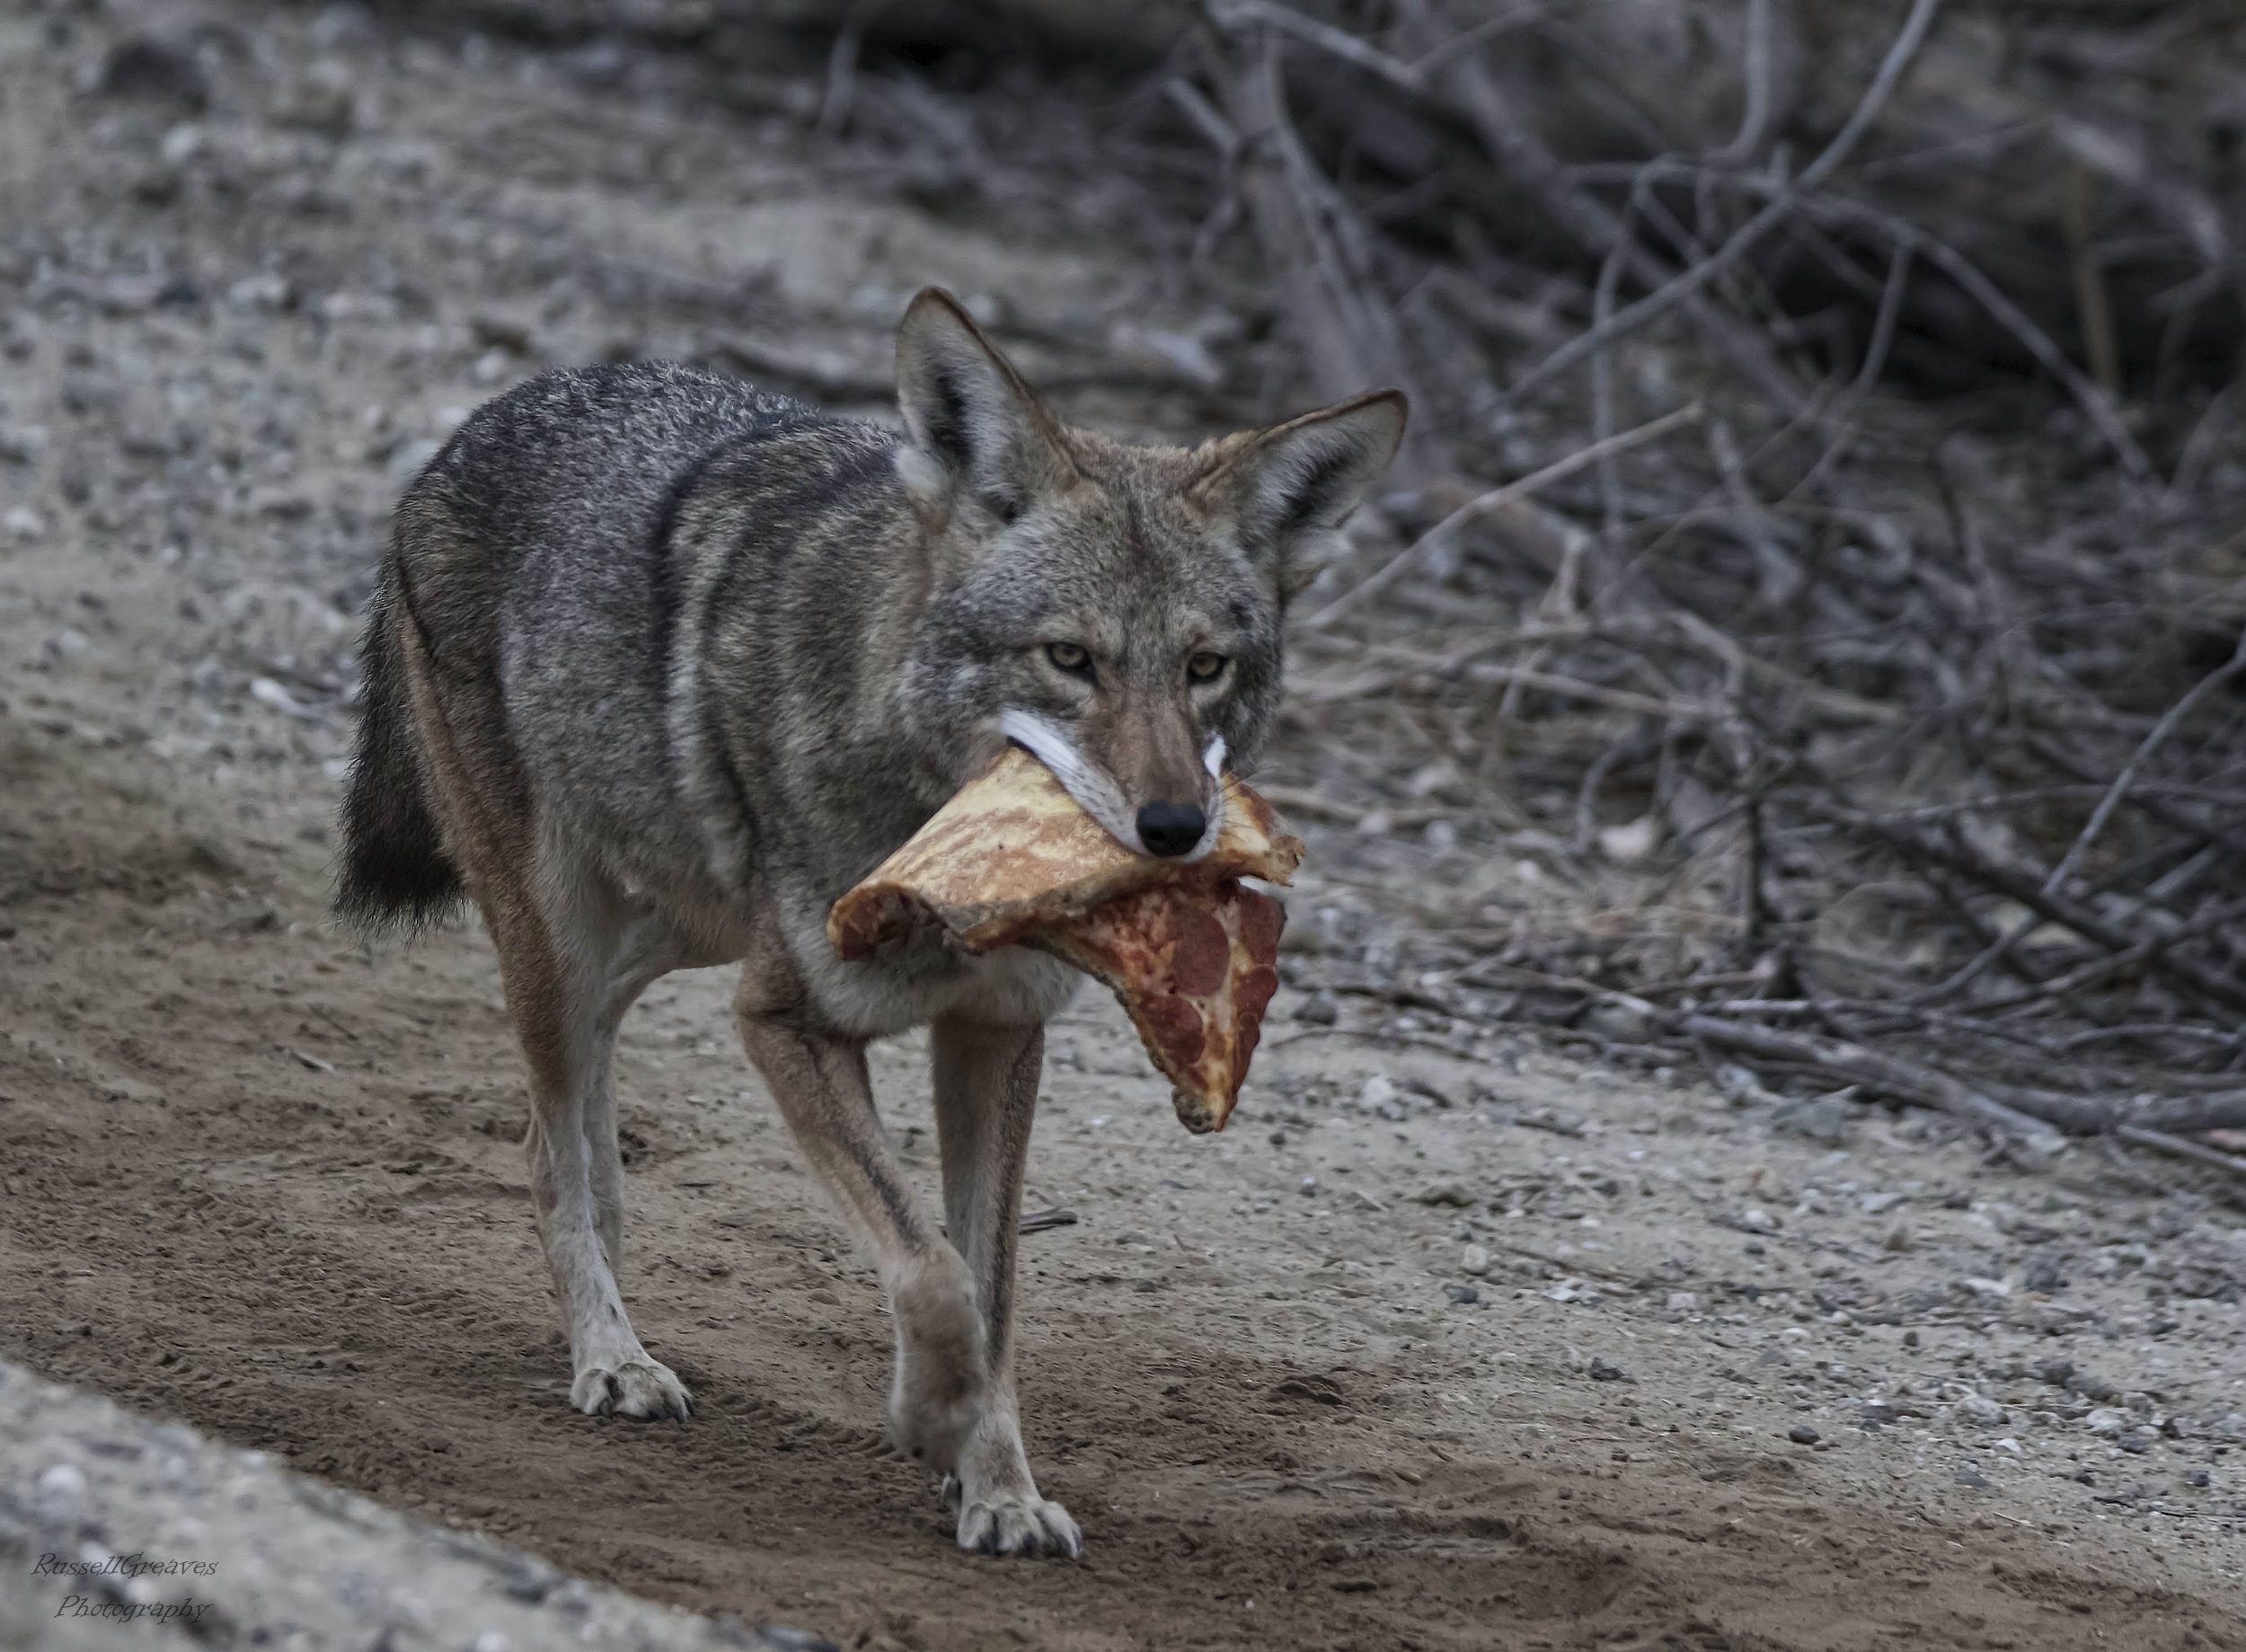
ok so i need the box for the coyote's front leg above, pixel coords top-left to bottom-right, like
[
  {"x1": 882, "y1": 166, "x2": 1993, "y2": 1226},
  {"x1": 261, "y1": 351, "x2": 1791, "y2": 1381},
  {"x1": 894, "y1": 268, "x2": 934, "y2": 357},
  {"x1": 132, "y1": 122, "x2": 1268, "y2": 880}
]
[
  {"x1": 926, "y1": 1016, "x2": 1077, "y2": 1558},
  {"x1": 734, "y1": 987, "x2": 1078, "y2": 1558}
]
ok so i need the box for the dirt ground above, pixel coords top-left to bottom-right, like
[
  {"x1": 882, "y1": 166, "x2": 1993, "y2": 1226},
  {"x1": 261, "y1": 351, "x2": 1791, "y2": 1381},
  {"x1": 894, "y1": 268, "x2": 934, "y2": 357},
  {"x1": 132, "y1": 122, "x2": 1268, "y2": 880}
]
[{"x1": 3, "y1": 5, "x2": 2245, "y2": 1649}]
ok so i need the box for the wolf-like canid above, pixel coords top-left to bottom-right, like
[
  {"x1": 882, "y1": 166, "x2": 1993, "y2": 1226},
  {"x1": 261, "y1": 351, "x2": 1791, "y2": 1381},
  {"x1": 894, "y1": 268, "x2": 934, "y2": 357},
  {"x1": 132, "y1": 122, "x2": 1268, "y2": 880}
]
[{"x1": 336, "y1": 287, "x2": 1404, "y2": 1557}]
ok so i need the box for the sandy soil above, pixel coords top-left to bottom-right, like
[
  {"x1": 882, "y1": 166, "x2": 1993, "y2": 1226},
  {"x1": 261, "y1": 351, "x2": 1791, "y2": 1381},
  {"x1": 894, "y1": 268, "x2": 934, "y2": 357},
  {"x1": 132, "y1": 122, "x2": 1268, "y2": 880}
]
[{"x1": 2, "y1": 5, "x2": 2244, "y2": 1649}]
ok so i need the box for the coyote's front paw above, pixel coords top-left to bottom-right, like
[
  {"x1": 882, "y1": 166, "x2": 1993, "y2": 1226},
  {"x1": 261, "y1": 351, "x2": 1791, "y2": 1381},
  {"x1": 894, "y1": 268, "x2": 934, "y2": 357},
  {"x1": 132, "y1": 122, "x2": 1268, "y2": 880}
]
[
  {"x1": 957, "y1": 1487, "x2": 1082, "y2": 1559},
  {"x1": 571, "y1": 1356, "x2": 693, "y2": 1421}
]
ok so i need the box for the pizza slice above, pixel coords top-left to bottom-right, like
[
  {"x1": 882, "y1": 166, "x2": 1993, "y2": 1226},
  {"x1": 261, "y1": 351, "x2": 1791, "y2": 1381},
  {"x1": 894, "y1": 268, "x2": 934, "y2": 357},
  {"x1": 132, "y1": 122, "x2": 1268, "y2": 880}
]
[{"x1": 827, "y1": 746, "x2": 1302, "y2": 1133}]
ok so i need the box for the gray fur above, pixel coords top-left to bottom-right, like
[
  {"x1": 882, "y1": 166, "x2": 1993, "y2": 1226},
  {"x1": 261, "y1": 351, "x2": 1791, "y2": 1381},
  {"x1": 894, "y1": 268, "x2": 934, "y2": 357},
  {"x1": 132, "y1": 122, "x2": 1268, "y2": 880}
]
[{"x1": 336, "y1": 287, "x2": 1404, "y2": 1559}]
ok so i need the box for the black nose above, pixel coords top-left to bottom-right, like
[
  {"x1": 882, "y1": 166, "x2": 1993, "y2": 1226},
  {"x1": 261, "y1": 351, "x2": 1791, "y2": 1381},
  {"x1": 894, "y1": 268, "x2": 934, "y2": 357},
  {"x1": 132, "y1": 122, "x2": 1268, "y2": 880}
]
[{"x1": 1136, "y1": 800, "x2": 1207, "y2": 858}]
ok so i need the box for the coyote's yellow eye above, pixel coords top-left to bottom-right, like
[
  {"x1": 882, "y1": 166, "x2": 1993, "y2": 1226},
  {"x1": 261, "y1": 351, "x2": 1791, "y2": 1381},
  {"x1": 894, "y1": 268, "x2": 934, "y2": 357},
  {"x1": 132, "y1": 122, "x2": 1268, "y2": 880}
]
[
  {"x1": 1046, "y1": 641, "x2": 1092, "y2": 675},
  {"x1": 1187, "y1": 651, "x2": 1227, "y2": 682}
]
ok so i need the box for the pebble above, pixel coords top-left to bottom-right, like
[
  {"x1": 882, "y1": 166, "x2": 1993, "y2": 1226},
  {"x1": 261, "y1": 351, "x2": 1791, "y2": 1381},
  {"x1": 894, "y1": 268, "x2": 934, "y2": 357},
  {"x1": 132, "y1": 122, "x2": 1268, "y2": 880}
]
[
  {"x1": 34, "y1": 1462, "x2": 86, "y2": 1515},
  {"x1": 1664, "y1": 1291, "x2": 1700, "y2": 1312},
  {"x1": 2186, "y1": 1468, "x2": 2212, "y2": 1489},
  {"x1": 1587, "y1": 1357, "x2": 1629, "y2": 1383},
  {"x1": 1953, "y1": 1466, "x2": 1991, "y2": 1489},
  {"x1": 1460, "y1": 1243, "x2": 1490, "y2": 1277},
  {"x1": 1787, "y1": 1425, "x2": 1819, "y2": 1445},
  {"x1": 1734, "y1": 1206, "x2": 1778, "y2": 1234},
  {"x1": 1443, "y1": 1283, "x2": 1480, "y2": 1305},
  {"x1": 1771, "y1": 1092, "x2": 1856, "y2": 1146},
  {"x1": 1292, "y1": 993, "x2": 1338, "y2": 1025},
  {"x1": 1578, "y1": 1000, "x2": 1653, "y2": 1044},
  {"x1": 1357, "y1": 1075, "x2": 1400, "y2": 1112},
  {"x1": 89, "y1": 34, "x2": 211, "y2": 110},
  {"x1": 1955, "y1": 1395, "x2": 2006, "y2": 1427},
  {"x1": 1414, "y1": 1180, "x2": 1473, "y2": 1208}
]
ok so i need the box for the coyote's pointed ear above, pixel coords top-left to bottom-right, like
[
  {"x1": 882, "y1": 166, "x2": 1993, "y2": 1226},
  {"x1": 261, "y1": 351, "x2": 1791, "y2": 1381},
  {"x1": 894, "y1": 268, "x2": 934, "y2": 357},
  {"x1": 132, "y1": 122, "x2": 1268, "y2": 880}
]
[
  {"x1": 895, "y1": 287, "x2": 1076, "y2": 521},
  {"x1": 1197, "y1": 390, "x2": 1408, "y2": 598}
]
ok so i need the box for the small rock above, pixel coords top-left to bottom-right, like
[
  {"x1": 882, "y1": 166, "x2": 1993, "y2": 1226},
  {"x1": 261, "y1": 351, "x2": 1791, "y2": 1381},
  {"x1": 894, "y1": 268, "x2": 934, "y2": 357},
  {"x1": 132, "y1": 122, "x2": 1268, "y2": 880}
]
[
  {"x1": 2185, "y1": 1468, "x2": 2211, "y2": 1489},
  {"x1": 2083, "y1": 1407, "x2": 2132, "y2": 1436},
  {"x1": 2021, "y1": 1256, "x2": 2067, "y2": 1294},
  {"x1": 271, "y1": 63, "x2": 357, "y2": 139},
  {"x1": 1787, "y1": 1425, "x2": 1819, "y2": 1445},
  {"x1": 1955, "y1": 1395, "x2": 2007, "y2": 1427},
  {"x1": 1357, "y1": 1075, "x2": 1399, "y2": 1113},
  {"x1": 227, "y1": 272, "x2": 296, "y2": 312},
  {"x1": 2116, "y1": 1432, "x2": 2152, "y2": 1455},
  {"x1": 1953, "y1": 1466, "x2": 1991, "y2": 1489},
  {"x1": 1443, "y1": 1283, "x2": 1480, "y2": 1305},
  {"x1": 2038, "y1": 1357, "x2": 2076, "y2": 1388},
  {"x1": 1859, "y1": 1402, "x2": 1898, "y2": 1428},
  {"x1": 1588, "y1": 1357, "x2": 1629, "y2": 1383},
  {"x1": 2070, "y1": 1372, "x2": 2120, "y2": 1403},
  {"x1": 1771, "y1": 1091, "x2": 1856, "y2": 1147},
  {"x1": 1664, "y1": 1291, "x2": 1701, "y2": 1313},
  {"x1": 1292, "y1": 992, "x2": 1338, "y2": 1025},
  {"x1": 89, "y1": 34, "x2": 210, "y2": 110},
  {"x1": 1460, "y1": 1243, "x2": 1490, "y2": 1277},
  {"x1": 4, "y1": 504, "x2": 45, "y2": 540},
  {"x1": 1713, "y1": 1063, "x2": 1771, "y2": 1107},
  {"x1": 1578, "y1": 999, "x2": 1653, "y2": 1044},
  {"x1": 1860, "y1": 1190, "x2": 1906, "y2": 1215},
  {"x1": 34, "y1": 1462, "x2": 86, "y2": 1515},
  {"x1": 1596, "y1": 816, "x2": 1658, "y2": 866},
  {"x1": 1516, "y1": 1108, "x2": 1585, "y2": 1137},
  {"x1": 1298, "y1": 1176, "x2": 1318, "y2": 1197},
  {"x1": 1414, "y1": 1180, "x2": 1473, "y2": 1208},
  {"x1": 1733, "y1": 1206, "x2": 1779, "y2": 1234}
]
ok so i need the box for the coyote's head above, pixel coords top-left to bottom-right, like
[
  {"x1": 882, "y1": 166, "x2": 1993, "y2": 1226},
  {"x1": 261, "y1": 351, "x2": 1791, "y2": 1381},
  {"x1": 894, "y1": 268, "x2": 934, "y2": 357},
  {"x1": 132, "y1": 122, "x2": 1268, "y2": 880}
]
[{"x1": 892, "y1": 287, "x2": 1406, "y2": 859}]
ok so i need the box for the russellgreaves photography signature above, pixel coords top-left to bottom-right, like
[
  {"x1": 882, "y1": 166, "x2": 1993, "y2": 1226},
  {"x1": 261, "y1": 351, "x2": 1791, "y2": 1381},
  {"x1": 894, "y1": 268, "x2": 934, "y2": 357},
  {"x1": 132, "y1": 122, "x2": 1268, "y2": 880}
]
[{"x1": 33, "y1": 1552, "x2": 219, "y2": 1624}]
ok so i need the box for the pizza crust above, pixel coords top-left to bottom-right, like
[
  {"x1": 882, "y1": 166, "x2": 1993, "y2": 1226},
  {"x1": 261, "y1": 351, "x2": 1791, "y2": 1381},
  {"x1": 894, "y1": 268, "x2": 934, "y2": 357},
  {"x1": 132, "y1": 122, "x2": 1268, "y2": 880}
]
[{"x1": 827, "y1": 746, "x2": 1302, "y2": 1132}]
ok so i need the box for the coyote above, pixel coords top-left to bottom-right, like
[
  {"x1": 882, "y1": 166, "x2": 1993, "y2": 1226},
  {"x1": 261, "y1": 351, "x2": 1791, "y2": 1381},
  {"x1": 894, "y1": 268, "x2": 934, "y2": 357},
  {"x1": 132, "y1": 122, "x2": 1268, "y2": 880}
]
[{"x1": 337, "y1": 288, "x2": 1404, "y2": 1557}]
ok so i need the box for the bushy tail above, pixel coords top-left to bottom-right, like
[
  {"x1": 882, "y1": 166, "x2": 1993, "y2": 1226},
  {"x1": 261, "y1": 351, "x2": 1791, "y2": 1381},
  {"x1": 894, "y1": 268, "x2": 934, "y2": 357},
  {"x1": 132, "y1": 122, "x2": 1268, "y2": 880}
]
[{"x1": 336, "y1": 578, "x2": 462, "y2": 935}]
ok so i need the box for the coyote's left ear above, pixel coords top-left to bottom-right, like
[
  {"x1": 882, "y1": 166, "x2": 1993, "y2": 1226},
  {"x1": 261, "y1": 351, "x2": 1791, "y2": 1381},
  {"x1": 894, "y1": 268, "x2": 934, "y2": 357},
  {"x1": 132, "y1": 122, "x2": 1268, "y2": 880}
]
[
  {"x1": 1196, "y1": 390, "x2": 1408, "y2": 598},
  {"x1": 895, "y1": 287, "x2": 1077, "y2": 523}
]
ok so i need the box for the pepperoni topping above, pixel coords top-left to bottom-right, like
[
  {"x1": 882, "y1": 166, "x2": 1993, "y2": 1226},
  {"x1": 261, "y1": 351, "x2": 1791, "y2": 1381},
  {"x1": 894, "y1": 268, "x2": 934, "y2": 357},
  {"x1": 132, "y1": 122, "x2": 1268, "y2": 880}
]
[
  {"x1": 1236, "y1": 964, "x2": 1279, "y2": 1026},
  {"x1": 1136, "y1": 994, "x2": 1207, "y2": 1066},
  {"x1": 1235, "y1": 885, "x2": 1285, "y2": 964},
  {"x1": 1168, "y1": 908, "x2": 1233, "y2": 997}
]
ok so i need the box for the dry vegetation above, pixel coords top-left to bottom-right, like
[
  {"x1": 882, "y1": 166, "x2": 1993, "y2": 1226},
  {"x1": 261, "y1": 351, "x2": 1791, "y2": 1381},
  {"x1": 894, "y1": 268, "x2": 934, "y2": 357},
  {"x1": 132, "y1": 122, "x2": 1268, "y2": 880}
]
[
  {"x1": 332, "y1": 0, "x2": 2246, "y2": 1153},
  {"x1": 675, "y1": 0, "x2": 2246, "y2": 1164}
]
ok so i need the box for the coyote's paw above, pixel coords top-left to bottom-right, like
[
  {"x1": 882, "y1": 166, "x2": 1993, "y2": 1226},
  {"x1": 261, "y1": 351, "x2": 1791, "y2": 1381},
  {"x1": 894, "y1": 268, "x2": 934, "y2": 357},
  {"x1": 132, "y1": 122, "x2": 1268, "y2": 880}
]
[
  {"x1": 571, "y1": 1356, "x2": 693, "y2": 1421},
  {"x1": 956, "y1": 1487, "x2": 1082, "y2": 1559}
]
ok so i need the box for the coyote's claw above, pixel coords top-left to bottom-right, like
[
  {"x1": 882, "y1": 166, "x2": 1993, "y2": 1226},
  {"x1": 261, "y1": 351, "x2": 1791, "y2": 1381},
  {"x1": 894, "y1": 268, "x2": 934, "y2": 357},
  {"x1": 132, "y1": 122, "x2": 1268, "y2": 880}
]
[
  {"x1": 571, "y1": 1356, "x2": 694, "y2": 1422},
  {"x1": 956, "y1": 1489, "x2": 1082, "y2": 1559}
]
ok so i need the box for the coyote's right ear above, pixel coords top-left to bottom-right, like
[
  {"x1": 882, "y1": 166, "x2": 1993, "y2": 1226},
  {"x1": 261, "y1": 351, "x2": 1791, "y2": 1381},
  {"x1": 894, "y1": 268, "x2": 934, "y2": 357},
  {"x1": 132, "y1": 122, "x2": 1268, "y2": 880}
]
[{"x1": 895, "y1": 287, "x2": 1077, "y2": 522}]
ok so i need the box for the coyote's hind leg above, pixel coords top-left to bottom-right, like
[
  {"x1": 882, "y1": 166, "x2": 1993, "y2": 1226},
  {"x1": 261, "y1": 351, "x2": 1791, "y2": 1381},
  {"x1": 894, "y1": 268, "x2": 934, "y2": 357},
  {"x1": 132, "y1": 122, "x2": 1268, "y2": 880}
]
[{"x1": 488, "y1": 850, "x2": 694, "y2": 1422}]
